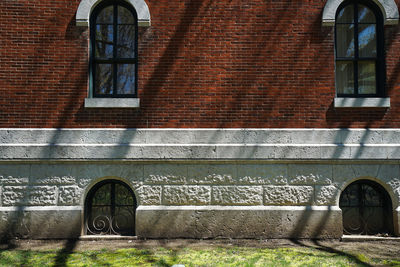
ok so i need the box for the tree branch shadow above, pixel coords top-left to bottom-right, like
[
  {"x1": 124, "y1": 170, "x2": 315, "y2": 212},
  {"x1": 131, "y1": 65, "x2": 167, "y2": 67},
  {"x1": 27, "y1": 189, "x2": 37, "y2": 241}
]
[
  {"x1": 52, "y1": 239, "x2": 78, "y2": 267},
  {"x1": 290, "y1": 238, "x2": 373, "y2": 267}
]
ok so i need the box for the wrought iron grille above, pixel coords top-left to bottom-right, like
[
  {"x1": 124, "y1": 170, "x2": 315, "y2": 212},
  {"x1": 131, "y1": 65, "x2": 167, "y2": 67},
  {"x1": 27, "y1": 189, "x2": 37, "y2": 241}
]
[
  {"x1": 85, "y1": 180, "x2": 136, "y2": 235},
  {"x1": 339, "y1": 180, "x2": 393, "y2": 235}
]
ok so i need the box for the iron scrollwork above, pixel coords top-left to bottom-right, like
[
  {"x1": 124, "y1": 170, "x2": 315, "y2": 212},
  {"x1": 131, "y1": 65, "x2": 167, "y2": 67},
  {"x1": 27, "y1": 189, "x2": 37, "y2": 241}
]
[
  {"x1": 340, "y1": 180, "x2": 392, "y2": 235},
  {"x1": 86, "y1": 180, "x2": 136, "y2": 236}
]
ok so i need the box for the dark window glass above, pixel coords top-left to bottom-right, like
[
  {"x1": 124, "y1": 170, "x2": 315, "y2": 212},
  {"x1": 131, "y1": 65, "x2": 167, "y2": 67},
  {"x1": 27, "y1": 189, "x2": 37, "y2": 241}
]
[
  {"x1": 335, "y1": 1, "x2": 384, "y2": 97},
  {"x1": 339, "y1": 180, "x2": 393, "y2": 235},
  {"x1": 90, "y1": 1, "x2": 138, "y2": 97},
  {"x1": 85, "y1": 180, "x2": 137, "y2": 236}
]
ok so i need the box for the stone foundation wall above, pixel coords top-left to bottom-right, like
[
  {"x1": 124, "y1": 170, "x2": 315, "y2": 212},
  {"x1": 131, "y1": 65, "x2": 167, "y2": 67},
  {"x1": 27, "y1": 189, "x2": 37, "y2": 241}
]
[
  {"x1": 0, "y1": 161, "x2": 398, "y2": 238},
  {"x1": 0, "y1": 128, "x2": 399, "y2": 238}
]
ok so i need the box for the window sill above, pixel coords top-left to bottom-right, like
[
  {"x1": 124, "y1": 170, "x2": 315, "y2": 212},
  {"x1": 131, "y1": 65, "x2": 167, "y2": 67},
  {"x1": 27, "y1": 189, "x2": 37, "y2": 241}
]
[
  {"x1": 84, "y1": 98, "x2": 140, "y2": 108},
  {"x1": 334, "y1": 97, "x2": 390, "y2": 108}
]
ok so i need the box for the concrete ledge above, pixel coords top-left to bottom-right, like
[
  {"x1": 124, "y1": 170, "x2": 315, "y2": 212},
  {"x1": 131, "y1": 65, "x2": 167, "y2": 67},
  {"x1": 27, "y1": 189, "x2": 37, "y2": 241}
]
[
  {"x1": 334, "y1": 98, "x2": 390, "y2": 108},
  {"x1": 84, "y1": 98, "x2": 140, "y2": 108},
  {"x1": 136, "y1": 206, "x2": 342, "y2": 239},
  {"x1": 341, "y1": 235, "x2": 400, "y2": 241},
  {"x1": 0, "y1": 128, "x2": 400, "y2": 160},
  {"x1": 1, "y1": 143, "x2": 400, "y2": 160},
  {"x1": 79, "y1": 235, "x2": 138, "y2": 240}
]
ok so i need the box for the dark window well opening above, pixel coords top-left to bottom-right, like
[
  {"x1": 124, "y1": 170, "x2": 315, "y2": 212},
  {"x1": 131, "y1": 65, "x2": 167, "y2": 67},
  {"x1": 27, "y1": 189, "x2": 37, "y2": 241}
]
[
  {"x1": 335, "y1": 0, "x2": 385, "y2": 97},
  {"x1": 339, "y1": 180, "x2": 393, "y2": 235},
  {"x1": 90, "y1": 0, "x2": 138, "y2": 98},
  {"x1": 85, "y1": 180, "x2": 137, "y2": 236}
]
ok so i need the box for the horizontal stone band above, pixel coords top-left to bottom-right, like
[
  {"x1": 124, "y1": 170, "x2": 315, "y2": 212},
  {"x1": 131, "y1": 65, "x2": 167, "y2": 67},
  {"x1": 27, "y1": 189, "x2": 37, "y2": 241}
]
[
  {"x1": 137, "y1": 205, "x2": 341, "y2": 211},
  {"x1": 0, "y1": 129, "x2": 400, "y2": 160}
]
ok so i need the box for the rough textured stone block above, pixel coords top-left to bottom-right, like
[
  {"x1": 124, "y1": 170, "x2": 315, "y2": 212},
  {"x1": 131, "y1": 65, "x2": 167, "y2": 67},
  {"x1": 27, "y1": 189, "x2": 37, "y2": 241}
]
[
  {"x1": 144, "y1": 164, "x2": 187, "y2": 184},
  {"x1": 137, "y1": 186, "x2": 162, "y2": 205},
  {"x1": 188, "y1": 164, "x2": 236, "y2": 184},
  {"x1": 163, "y1": 186, "x2": 211, "y2": 205},
  {"x1": 288, "y1": 164, "x2": 332, "y2": 185},
  {"x1": 212, "y1": 186, "x2": 263, "y2": 205},
  {"x1": 2, "y1": 186, "x2": 57, "y2": 206},
  {"x1": 59, "y1": 186, "x2": 82, "y2": 205},
  {"x1": 264, "y1": 186, "x2": 313, "y2": 205},
  {"x1": 35, "y1": 176, "x2": 76, "y2": 185},
  {"x1": 136, "y1": 206, "x2": 343, "y2": 239},
  {"x1": 237, "y1": 164, "x2": 287, "y2": 185},
  {"x1": 2, "y1": 186, "x2": 27, "y2": 206},
  {"x1": 315, "y1": 185, "x2": 340, "y2": 205},
  {"x1": 77, "y1": 178, "x2": 93, "y2": 189},
  {"x1": 28, "y1": 186, "x2": 58, "y2": 205},
  {"x1": 387, "y1": 178, "x2": 400, "y2": 190}
]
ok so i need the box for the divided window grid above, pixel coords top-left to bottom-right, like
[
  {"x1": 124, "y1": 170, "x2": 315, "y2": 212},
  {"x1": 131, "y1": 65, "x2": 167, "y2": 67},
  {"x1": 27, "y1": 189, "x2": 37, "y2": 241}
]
[
  {"x1": 335, "y1": 0, "x2": 384, "y2": 97},
  {"x1": 90, "y1": 1, "x2": 138, "y2": 97}
]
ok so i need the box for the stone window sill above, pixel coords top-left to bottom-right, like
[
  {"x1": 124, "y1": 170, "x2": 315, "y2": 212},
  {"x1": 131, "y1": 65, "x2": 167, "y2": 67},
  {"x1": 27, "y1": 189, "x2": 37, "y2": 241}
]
[
  {"x1": 334, "y1": 97, "x2": 390, "y2": 108},
  {"x1": 84, "y1": 98, "x2": 140, "y2": 108}
]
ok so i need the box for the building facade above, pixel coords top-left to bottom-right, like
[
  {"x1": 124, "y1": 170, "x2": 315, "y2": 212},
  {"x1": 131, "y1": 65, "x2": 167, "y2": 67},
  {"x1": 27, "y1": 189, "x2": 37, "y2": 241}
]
[{"x1": 0, "y1": 0, "x2": 400, "y2": 238}]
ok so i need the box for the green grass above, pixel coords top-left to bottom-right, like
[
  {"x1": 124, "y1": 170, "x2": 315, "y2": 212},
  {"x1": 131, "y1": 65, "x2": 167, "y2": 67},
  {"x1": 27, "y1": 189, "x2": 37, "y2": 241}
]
[{"x1": 0, "y1": 246, "x2": 398, "y2": 267}]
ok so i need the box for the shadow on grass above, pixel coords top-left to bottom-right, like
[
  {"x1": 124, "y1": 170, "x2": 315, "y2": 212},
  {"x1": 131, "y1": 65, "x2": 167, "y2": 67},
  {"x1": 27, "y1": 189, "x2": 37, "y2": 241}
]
[
  {"x1": 289, "y1": 239, "x2": 373, "y2": 267},
  {"x1": 52, "y1": 239, "x2": 78, "y2": 267}
]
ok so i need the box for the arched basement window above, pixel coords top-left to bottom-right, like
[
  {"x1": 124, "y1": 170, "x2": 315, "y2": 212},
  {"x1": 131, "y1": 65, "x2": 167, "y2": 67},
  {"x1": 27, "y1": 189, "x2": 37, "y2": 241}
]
[
  {"x1": 90, "y1": 1, "x2": 138, "y2": 97},
  {"x1": 339, "y1": 180, "x2": 393, "y2": 235},
  {"x1": 85, "y1": 179, "x2": 137, "y2": 235},
  {"x1": 335, "y1": 1, "x2": 384, "y2": 97}
]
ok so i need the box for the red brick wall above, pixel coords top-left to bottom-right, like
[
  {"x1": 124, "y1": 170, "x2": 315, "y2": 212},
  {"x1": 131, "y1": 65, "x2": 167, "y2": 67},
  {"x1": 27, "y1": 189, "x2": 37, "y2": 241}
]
[{"x1": 1, "y1": 0, "x2": 400, "y2": 128}]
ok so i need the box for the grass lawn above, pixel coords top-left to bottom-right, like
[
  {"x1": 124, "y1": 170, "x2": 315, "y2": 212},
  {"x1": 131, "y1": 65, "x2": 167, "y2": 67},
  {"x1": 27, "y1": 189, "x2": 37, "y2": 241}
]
[{"x1": 0, "y1": 244, "x2": 399, "y2": 267}]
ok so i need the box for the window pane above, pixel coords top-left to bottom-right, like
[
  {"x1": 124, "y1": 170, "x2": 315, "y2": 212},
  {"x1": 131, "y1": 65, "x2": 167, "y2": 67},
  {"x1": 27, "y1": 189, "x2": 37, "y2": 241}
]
[
  {"x1": 336, "y1": 24, "x2": 355, "y2": 58},
  {"x1": 113, "y1": 206, "x2": 135, "y2": 234},
  {"x1": 117, "y1": 64, "x2": 135, "y2": 94},
  {"x1": 117, "y1": 25, "x2": 135, "y2": 58},
  {"x1": 118, "y1": 6, "x2": 134, "y2": 24},
  {"x1": 358, "y1": 5, "x2": 376, "y2": 23},
  {"x1": 358, "y1": 24, "x2": 376, "y2": 57},
  {"x1": 115, "y1": 184, "x2": 134, "y2": 205},
  {"x1": 92, "y1": 183, "x2": 111, "y2": 205},
  {"x1": 340, "y1": 184, "x2": 360, "y2": 206},
  {"x1": 336, "y1": 61, "x2": 354, "y2": 94},
  {"x1": 358, "y1": 61, "x2": 376, "y2": 94},
  {"x1": 96, "y1": 6, "x2": 113, "y2": 24},
  {"x1": 95, "y1": 64, "x2": 113, "y2": 95},
  {"x1": 337, "y1": 5, "x2": 354, "y2": 23},
  {"x1": 95, "y1": 25, "x2": 114, "y2": 59}
]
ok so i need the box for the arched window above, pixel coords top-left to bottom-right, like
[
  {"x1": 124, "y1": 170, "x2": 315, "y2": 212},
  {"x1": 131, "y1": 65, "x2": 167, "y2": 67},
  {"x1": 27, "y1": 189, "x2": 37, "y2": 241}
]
[
  {"x1": 339, "y1": 180, "x2": 393, "y2": 235},
  {"x1": 335, "y1": 1, "x2": 384, "y2": 97},
  {"x1": 85, "y1": 180, "x2": 137, "y2": 235},
  {"x1": 90, "y1": 1, "x2": 138, "y2": 97}
]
